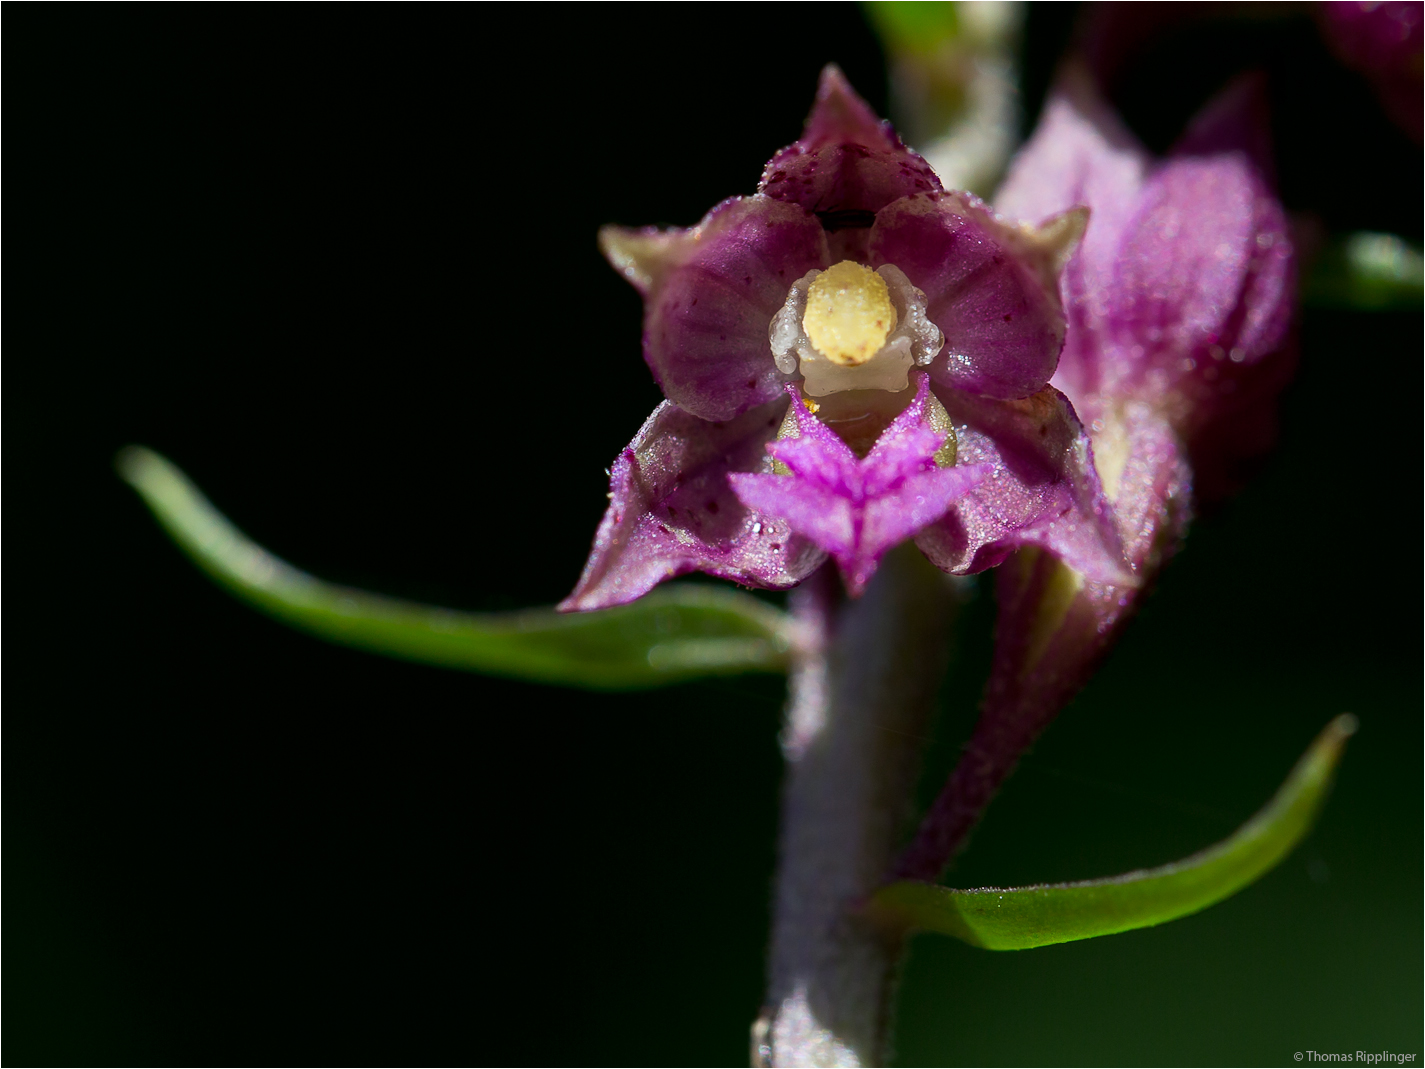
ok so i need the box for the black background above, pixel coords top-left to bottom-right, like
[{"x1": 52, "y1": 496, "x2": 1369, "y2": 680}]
[{"x1": 7, "y1": 5, "x2": 1421, "y2": 1065}]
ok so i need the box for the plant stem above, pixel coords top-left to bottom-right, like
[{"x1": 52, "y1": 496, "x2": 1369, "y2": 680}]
[
  {"x1": 892, "y1": 550, "x2": 1131, "y2": 883},
  {"x1": 753, "y1": 544, "x2": 966, "y2": 1067}
]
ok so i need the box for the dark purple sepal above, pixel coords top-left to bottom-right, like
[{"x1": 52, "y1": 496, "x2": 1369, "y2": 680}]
[
  {"x1": 616, "y1": 196, "x2": 829, "y2": 422},
  {"x1": 1172, "y1": 72, "x2": 1277, "y2": 186},
  {"x1": 913, "y1": 384, "x2": 1134, "y2": 585},
  {"x1": 559, "y1": 399, "x2": 824, "y2": 612},
  {"x1": 1177, "y1": 332, "x2": 1297, "y2": 504},
  {"x1": 1155, "y1": 76, "x2": 1298, "y2": 492},
  {"x1": 1106, "y1": 155, "x2": 1293, "y2": 408},
  {"x1": 994, "y1": 65, "x2": 1153, "y2": 405},
  {"x1": 729, "y1": 377, "x2": 988, "y2": 597},
  {"x1": 1089, "y1": 403, "x2": 1193, "y2": 575},
  {"x1": 870, "y1": 191, "x2": 1072, "y2": 401},
  {"x1": 759, "y1": 64, "x2": 942, "y2": 218}
]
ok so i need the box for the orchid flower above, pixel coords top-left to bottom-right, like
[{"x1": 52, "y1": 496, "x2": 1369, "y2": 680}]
[
  {"x1": 113, "y1": 56, "x2": 1350, "y2": 1069},
  {"x1": 560, "y1": 67, "x2": 1135, "y2": 608},
  {"x1": 891, "y1": 67, "x2": 1298, "y2": 882}
]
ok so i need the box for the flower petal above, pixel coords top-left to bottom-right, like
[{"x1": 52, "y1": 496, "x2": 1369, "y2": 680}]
[
  {"x1": 599, "y1": 225, "x2": 696, "y2": 298},
  {"x1": 731, "y1": 376, "x2": 986, "y2": 596},
  {"x1": 1109, "y1": 159, "x2": 1257, "y2": 372},
  {"x1": 726, "y1": 472, "x2": 856, "y2": 565},
  {"x1": 914, "y1": 385, "x2": 1134, "y2": 584},
  {"x1": 1177, "y1": 332, "x2": 1297, "y2": 503},
  {"x1": 859, "y1": 376, "x2": 953, "y2": 494},
  {"x1": 727, "y1": 395, "x2": 864, "y2": 568},
  {"x1": 995, "y1": 65, "x2": 1150, "y2": 262},
  {"x1": 1156, "y1": 77, "x2": 1298, "y2": 466},
  {"x1": 1091, "y1": 80, "x2": 1295, "y2": 497},
  {"x1": 1103, "y1": 153, "x2": 1294, "y2": 414},
  {"x1": 760, "y1": 64, "x2": 942, "y2": 219},
  {"x1": 994, "y1": 65, "x2": 1151, "y2": 404},
  {"x1": 870, "y1": 191, "x2": 1068, "y2": 400},
  {"x1": 996, "y1": 71, "x2": 1296, "y2": 500},
  {"x1": 1091, "y1": 402, "x2": 1193, "y2": 571},
  {"x1": 764, "y1": 394, "x2": 862, "y2": 493},
  {"x1": 560, "y1": 399, "x2": 824, "y2": 612},
  {"x1": 862, "y1": 465, "x2": 988, "y2": 571},
  {"x1": 1171, "y1": 72, "x2": 1277, "y2": 185},
  {"x1": 633, "y1": 196, "x2": 828, "y2": 421}
]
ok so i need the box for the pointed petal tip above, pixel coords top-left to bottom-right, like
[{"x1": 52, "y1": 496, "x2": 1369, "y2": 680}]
[
  {"x1": 839, "y1": 566, "x2": 873, "y2": 598},
  {"x1": 598, "y1": 223, "x2": 689, "y2": 297},
  {"x1": 556, "y1": 583, "x2": 652, "y2": 614},
  {"x1": 803, "y1": 63, "x2": 892, "y2": 149},
  {"x1": 761, "y1": 66, "x2": 939, "y2": 212},
  {"x1": 1036, "y1": 205, "x2": 1091, "y2": 276},
  {"x1": 554, "y1": 590, "x2": 593, "y2": 614},
  {"x1": 1172, "y1": 71, "x2": 1277, "y2": 185}
]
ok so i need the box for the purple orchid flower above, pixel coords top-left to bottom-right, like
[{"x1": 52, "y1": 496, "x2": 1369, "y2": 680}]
[
  {"x1": 561, "y1": 67, "x2": 1133, "y2": 611},
  {"x1": 894, "y1": 67, "x2": 1297, "y2": 882}
]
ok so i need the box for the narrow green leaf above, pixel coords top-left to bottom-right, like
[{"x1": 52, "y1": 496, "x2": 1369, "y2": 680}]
[
  {"x1": 1304, "y1": 231, "x2": 1423, "y2": 311},
  {"x1": 117, "y1": 446, "x2": 796, "y2": 690},
  {"x1": 871, "y1": 715, "x2": 1356, "y2": 949}
]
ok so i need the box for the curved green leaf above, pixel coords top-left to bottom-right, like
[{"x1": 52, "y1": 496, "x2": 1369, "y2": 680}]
[
  {"x1": 117, "y1": 446, "x2": 796, "y2": 690},
  {"x1": 871, "y1": 714, "x2": 1356, "y2": 949}
]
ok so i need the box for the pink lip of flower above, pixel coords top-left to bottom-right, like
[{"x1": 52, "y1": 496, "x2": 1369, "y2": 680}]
[
  {"x1": 728, "y1": 375, "x2": 992, "y2": 597},
  {"x1": 560, "y1": 66, "x2": 1139, "y2": 613}
]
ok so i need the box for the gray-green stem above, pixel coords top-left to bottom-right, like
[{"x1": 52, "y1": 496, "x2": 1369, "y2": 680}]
[{"x1": 753, "y1": 544, "x2": 966, "y2": 1067}]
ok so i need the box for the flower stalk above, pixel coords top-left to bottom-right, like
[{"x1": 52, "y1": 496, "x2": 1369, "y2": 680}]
[{"x1": 755, "y1": 545, "x2": 967, "y2": 1067}]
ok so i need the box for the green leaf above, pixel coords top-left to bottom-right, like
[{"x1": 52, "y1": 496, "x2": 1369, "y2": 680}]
[
  {"x1": 1304, "y1": 231, "x2": 1423, "y2": 311},
  {"x1": 871, "y1": 714, "x2": 1356, "y2": 949},
  {"x1": 117, "y1": 446, "x2": 796, "y2": 690}
]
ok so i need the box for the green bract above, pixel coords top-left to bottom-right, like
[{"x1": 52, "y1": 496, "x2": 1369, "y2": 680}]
[
  {"x1": 117, "y1": 447, "x2": 796, "y2": 690},
  {"x1": 870, "y1": 714, "x2": 1356, "y2": 949}
]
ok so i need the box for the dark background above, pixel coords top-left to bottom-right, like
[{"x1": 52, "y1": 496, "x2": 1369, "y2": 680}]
[{"x1": 7, "y1": 5, "x2": 1421, "y2": 1065}]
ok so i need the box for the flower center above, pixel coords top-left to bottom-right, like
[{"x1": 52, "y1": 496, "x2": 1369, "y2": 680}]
[
  {"x1": 802, "y1": 261, "x2": 897, "y2": 366},
  {"x1": 769, "y1": 261, "x2": 943, "y2": 397}
]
